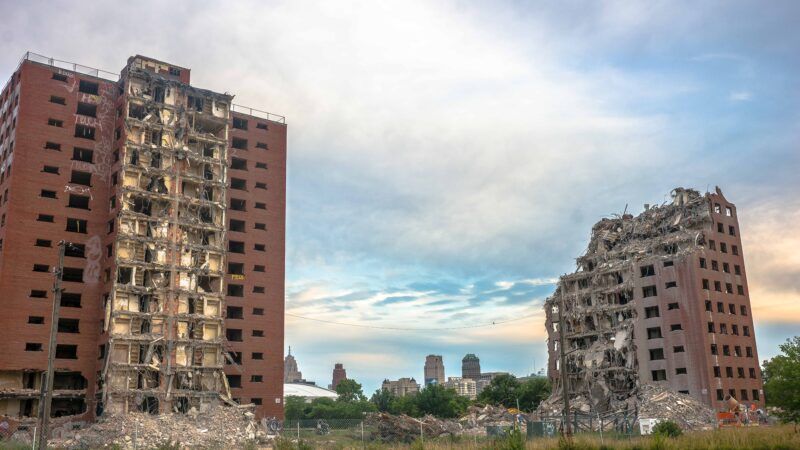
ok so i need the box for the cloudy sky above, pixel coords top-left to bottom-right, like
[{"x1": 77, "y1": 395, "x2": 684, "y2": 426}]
[{"x1": 2, "y1": 0, "x2": 799, "y2": 394}]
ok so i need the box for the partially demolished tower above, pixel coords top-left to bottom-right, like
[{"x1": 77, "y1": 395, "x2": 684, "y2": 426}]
[
  {"x1": 102, "y1": 56, "x2": 232, "y2": 414},
  {"x1": 0, "y1": 52, "x2": 286, "y2": 426},
  {"x1": 542, "y1": 188, "x2": 763, "y2": 414}
]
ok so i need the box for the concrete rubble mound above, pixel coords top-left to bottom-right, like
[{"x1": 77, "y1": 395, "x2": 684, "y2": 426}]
[
  {"x1": 47, "y1": 406, "x2": 272, "y2": 449},
  {"x1": 635, "y1": 384, "x2": 716, "y2": 430},
  {"x1": 367, "y1": 405, "x2": 522, "y2": 442},
  {"x1": 367, "y1": 413, "x2": 463, "y2": 443}
]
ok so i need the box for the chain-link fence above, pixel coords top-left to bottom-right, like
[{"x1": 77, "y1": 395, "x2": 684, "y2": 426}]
[{"x1": 282, "y1": 419, "x2": 379, "y2": 447}]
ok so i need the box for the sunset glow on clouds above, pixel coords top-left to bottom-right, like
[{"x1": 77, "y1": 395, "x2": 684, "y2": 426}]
[{"x1": 1, "y1": 0, "x2": 798, "y2": 393}]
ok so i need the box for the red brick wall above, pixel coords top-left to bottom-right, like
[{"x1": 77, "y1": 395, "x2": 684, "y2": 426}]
[{"x1": 224, "y1": 112, "x2": 286, "y2": 418}]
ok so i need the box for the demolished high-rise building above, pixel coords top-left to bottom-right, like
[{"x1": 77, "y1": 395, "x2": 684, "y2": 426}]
[
  {"x1": 0, "y1": 52, "x2": 286, "y2": 426},
  {"x1": 542, "y1": 187, "x2": 763, "y2": 416}
]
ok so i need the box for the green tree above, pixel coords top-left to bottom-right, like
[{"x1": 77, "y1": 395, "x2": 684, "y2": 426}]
[
  {"x1": 517, "y1": 377, "x2": 551, "y2": 411},
  {"x1": 335, "y1": 379, "x2": 367, "y2": 402},
  {"x1": 478, "y1": 374, "x2": 521, "y2": 408},
  {"x1": 763, "y1": 336, "x2": 800, "y2": 428},
  {"x1": 415, "y1": 384, "x2": 470, "y2": 418},
  {"x1": 390, "y1": 393, "x2": 421, "y2": 417},
  {"x1": 284, "y1": 395, "x2": 311, "y2": 420},
  {"x1": 370, "y1": 388, "x2": 396, "y2": 412}
]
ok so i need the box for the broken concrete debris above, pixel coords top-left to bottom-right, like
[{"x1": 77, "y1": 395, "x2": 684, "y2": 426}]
[{"x1": 44, "y1": 405, "x2": 272, "y2": 449}]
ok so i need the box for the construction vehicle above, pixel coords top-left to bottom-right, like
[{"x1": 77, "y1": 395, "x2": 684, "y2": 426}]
[{"x1": 717, "y1": 395, "x2": 761, "y2": 428}]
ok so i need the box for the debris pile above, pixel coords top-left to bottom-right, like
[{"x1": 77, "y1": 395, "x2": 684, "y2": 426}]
[
  {"x1": 635, "y1": 384, "x2": 716, "y2": 430},
  {"x1": 47, "y1": 406, "x2": 272, "y2": 449},
  {"x1": 367, "y1": 413, "x2": 462, "y2": 442},
  {"x1": 458, "y1": 404, "x2": 518, "y2": 431}
]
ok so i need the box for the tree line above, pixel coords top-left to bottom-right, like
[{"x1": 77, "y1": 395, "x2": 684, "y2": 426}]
[{"x1": 284, "y1": 374, "x2": 551, "y2": 420}]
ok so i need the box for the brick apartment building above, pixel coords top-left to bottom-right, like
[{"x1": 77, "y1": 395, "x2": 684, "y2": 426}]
[
  {"x1": 0, "y1": 52, "x2": 286, "y2": 425},
  {"x1": 543, "y1": 187, "x2": 763, "y2": 413}
]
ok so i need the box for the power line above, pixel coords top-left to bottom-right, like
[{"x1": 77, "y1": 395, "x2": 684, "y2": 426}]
[{"x1": 285, "y1": 311, "x2": 540, "y2": 331}]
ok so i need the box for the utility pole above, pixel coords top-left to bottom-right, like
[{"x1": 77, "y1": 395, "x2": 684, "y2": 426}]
[
  {"x1": 36, "y1": 241, "x2": 66, "y2": 450},
  {"x1": 558, "y1": 294, "x2": 572, "y2": 437}
]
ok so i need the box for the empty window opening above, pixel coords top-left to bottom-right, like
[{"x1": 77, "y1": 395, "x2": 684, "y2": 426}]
[
  {"x1": 252, "y1": 330, "x2": 264, "y2": 337},
  {"x1": 65, "y1": 243, "x2": 85, "y2": 258},
  {"x1": 33, "y1": 264, "x2": 50, "y2": 272},
  {"x1": 53, "y1": 372, "x2": 87, "y2": 390},
  {"x1": 72, "y1": 147, "x2": 94, "y2": 163},
  {"x1": 640, "y1": 265, "x2": 655, "y2": 277},
  {"x1": 68, "y1": 194, "x2": 90, "y2": 210},
  {"x1": 651, "y1": 370, "x2": 667, "y2": 381},
  {"x1": 58, "y1": 318, "x2": 80, "y2": 333},
  {"x1": 253, "y1": 286, "x2": 265, "y2": 293},
  {"x1": 254, "y1": 223, "x2": 266, "y2": 230},
  {"x1": 256, "y1": 122, "x2": 268, "y2": 130},
  {"x1": 251, "y1": 375, "x2": 263, "y2": 382},
  {"x1": 228, "y1": 262, "x2": 244, "y2": 275},
  {"x1": 226, "y1": 329, "x2": 243, "y2": 342},
  {"x1": 52, "y1": 72, "x2": 68, "y2": 82},
  {"x1": 48, "y1": 118, "x2": 64, "y2": 127},
  {"x1": 74, "y1": 124, "x2": 96, "y2": 140},
  {"x1": 79, "y1": 80, "x2": 99, "y2": 95},
  {"x1": 41, "y1": 189, "x2": 57, "y2": 199},
  {"x1": 647, "y1": 327, "x2": 662, "y2": 339},
  {"x1": 36, "y1": 239, "x2": 52, "y2": 247},
  {"x1": 253, "y1": 308, "x2": 264, "y2": 315},
  {"x1": 43, "y1": 165, "x2": 60, "y2": 174},
  {"x1": 670, "y1": 323, "x2": 683, "y2": 331},
  {"x1": 649, "y1": 348, "x2": 664, "y2": 360},
  {"x1": 255, "y1": 202, "x2": 266, "y2": 209},
  {"x1": 673, "y1": 345, "x2": 685, "y2": 353},
  {"x1": 61, "y1": 293, "x2": 81, "y2": 307},
  {"x1": 667, "y1": 302, "x2": 679, "y2": 310},
  {"x1": 711, "y1": 344, "x2": 718, "y2": 355},
  {"x1": 28, "y1": 316, "x2": 45, "y2": 324},
  {"x1": 44, "y1": 141, "x2": 61, "y2": 151},
  {"x1": 55, "y1": 344, "x2": 78, "y2": 359},
  {"x1": 39, "y1": 214, "x2": 56, "y2": 222},
  {"x1": 256, "y1": 142, "x2": 267, "y2": 150},
  {"x1": 229, "y1": 241, "x2": 245, "y2": 253},
  {"x1": 644, "y1": 306, "x2": 660, "y2": 319},
  {"x1": 230, "y1": 198, "x2": 246, "y2": 211},
  {"x1": 255, "y1": 162, "x2": 267, "y2": 169},
  {"x1": 255, "y1": 182, "x2": 267, "y2": 190},
  {"x1": 230, "y1": 219, "x2": 246, "y2": 232},
  {"x1": 50, "y1": 95, "x2": 66, "y2": 105},
  {"x1": 232, "y1": 138, "x2": 248, "y2": 150},
  {"x1": 231, "y1": 178, "x2": 247, "y2": 190},
  {"x1": 62, "y1": 268, "x2": 84, "y2": 283},
  {"x1": 227, "y1": 284, "x2": 244, "y2": 297},
  {"x1": 66, "y1": 218, "x2": 88, "y2": 233},
  {"x1": 253, "y1": 265, "x2": 265, "y2": 272},
  {"x1": 227, "y1": 306, "x2": 244, "y2": 319},
  {"x1": 642, "y1": 285, "x2": 657, "y2": 297},
  {"x1": 76, "y1": 102, "x2": 97, "y2": 117},
  {"x1": 117, "y1": 267, "x2": 133, "y2": 284},
  {"x1": 26, "y1": 343, "x2": 43, "y2": 351},
  {"x1": 233, "y1": 117, "x2": 248, "y2": 130},
  {"x1": 676, "y1": 368, "x2": 687, "y2": 375},
  {"x1": 729, "y1": 225, "x2": 736, "y2": 236},
  {"x1": 665, "y1": 281, "x2": 677, "y2": 288},
  {"x1": 231, "y1": 157, "x2": 247, "y2": 170},
  {"x1": 254, "y1": 243, "x2": 265, "y2": 251},
  {"x1": 30, "y1": 290, "x2": 48, "y2": 298}
]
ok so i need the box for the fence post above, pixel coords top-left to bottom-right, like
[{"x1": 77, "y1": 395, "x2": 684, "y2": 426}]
[
  {"x1": 297, "y1": 421, "x2": 300, "y2": 441},
  {"x1": 361, "y1": 421, "x2": 364, "y2": 448}
]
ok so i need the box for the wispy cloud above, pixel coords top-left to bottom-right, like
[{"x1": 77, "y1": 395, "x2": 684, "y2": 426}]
[{"x1": 730, "y1": 91, "x2": 753, "y2": 102}]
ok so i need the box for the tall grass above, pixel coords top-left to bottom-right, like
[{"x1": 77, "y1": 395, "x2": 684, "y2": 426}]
[{"x1": 375, "y1": 425, "x2": 800, "y2": 450}]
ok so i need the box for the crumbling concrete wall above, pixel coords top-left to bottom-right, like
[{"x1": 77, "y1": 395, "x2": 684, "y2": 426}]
[{"x1": 541, "y1": 188, "x2": 712, "y2": 416}]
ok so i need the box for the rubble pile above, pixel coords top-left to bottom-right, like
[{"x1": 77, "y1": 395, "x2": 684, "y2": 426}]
[
  {"x1": 367, "y1": 413, "x2": 462, "y2": 442},
  {"x1": 48, "y1": 406, "x2": 272, "y2": 449},
  {"x1": 635, "y1": 384, "x2": 716, "y2": 430},
  {"x1": 458, "y1": 404, "x2": 518, "y2": 431}
]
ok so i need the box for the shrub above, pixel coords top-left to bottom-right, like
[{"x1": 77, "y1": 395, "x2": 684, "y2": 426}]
[{"x1": 651, "y1": 420, "x2": 682, "y2": 438}]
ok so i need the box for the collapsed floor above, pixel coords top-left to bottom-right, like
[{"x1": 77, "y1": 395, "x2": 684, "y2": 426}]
[{"x1": 540, "y1": 188, "x2": 713, "y2": 425}]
